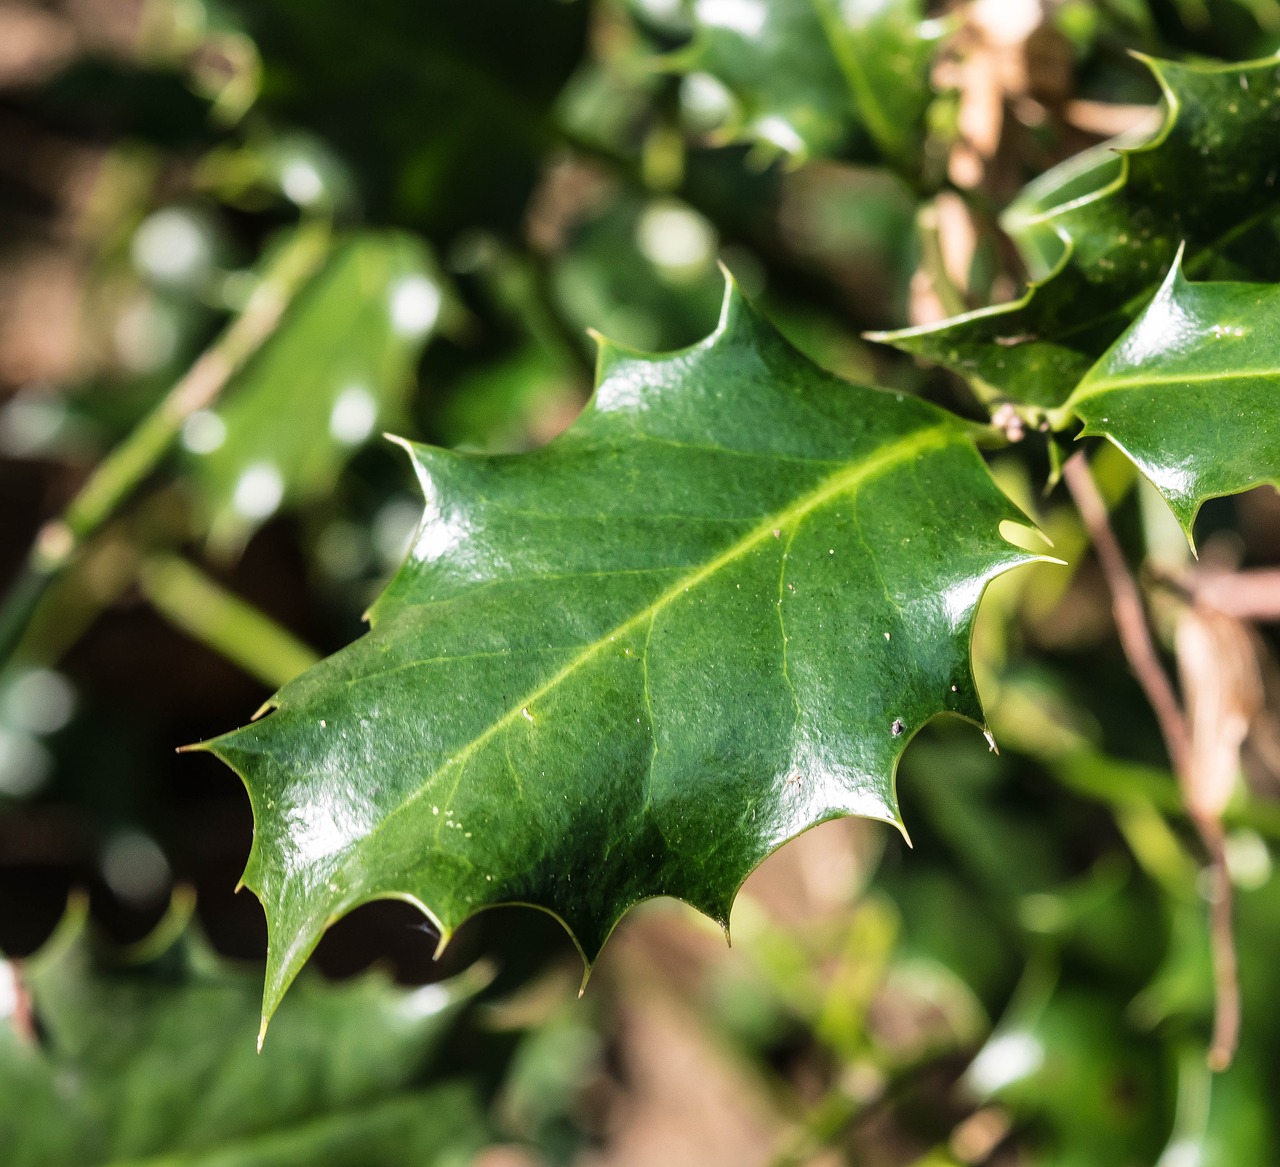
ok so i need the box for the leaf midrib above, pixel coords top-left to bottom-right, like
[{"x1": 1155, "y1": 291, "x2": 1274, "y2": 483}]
[
  {"x1": 337, "y1": 422, "x2": 956, "y2": 866},
  {"x1": 1074, "y1": 364, "x2": 1280, "y2": 402}
]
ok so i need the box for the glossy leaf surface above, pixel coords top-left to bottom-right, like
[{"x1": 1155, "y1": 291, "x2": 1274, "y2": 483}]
[
  {"x1": 874, "y1": 54, "x2": 1280, "y2": 409},
  {"x1": 0, "y1": 906, "x2": 487, "y2": 1167},
  {"x1": 678, "y1": 0, "x2": 939, "y2": 164},
  {"x1": 207, "y1": 281, "x2": 1033, "y2": 1022},
  {"x1": 1066, "y1": 262, "x2": 1280, "y2": 534},
  {"x1": 189, "y1": 232, "x2": 442, "y2": 552}
]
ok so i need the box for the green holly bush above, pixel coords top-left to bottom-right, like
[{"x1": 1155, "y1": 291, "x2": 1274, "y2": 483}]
[{"x1": 3, "y1": 1, "x2": 1280, "y2": 1164}]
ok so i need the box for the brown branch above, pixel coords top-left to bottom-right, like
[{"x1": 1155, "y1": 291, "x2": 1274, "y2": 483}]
[
  {"x1": 1191, "y1": 569, "x2": 1280, "y2": 623},
  {"x1": 4, "y1": 961, "x2": 35, "y2": 1046},
  {"x1": 1061, "y1": 451, "x2": 1191, "y2": 774},
  {"x1": 1062, "y1": 450, "x2": 1237, "y2": 1071},
  {"x1": 1197, "y1": 817, "x2": 1240, "y2": 1071}
]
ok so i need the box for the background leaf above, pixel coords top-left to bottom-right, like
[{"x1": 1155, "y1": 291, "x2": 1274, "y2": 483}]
[
  {"x1": 675, "y1": 0, "x2": 939, "y2": 165},
  {"x1": 187, "y1": 231, "x2": 444, "y2": 553},
  {"x1": 874, "y1": 53, "x2": 1280, "y2": 410},
  {"x1": 0, "y1": 901, "x2": 489, "y2": 1167},
  {"x1": 242, "y1": 0, "x2": 589, "y2": 237},
  {"x1": 1066, "y1": 262, "x2": 1280, "y2": 535}
]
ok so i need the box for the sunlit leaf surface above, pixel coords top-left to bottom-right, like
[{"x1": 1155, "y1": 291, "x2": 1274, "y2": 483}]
[{"x1": 207, "y1": 281, "x2": 1033, "y2": 1021}]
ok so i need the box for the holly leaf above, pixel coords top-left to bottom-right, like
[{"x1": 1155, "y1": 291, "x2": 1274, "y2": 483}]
[
  {"x1": 1063, "y1": 258, "x2": 1280, "y2": 536},
  {"x1": 187, "y1": 231, "x2": 443, "y2": 554},
  {"x1": 0, "y1": 900, "x2": 489, "y2": 1167},
  {"x1": 872, "y1": 53, "x2": 1280, "y2": 410},
  {"x1": 204, "y1": 280, "x2": 1036, "y2": 1025},
  {"x1": 675, "y1": 0, "x2": 940, "y2": 165}
]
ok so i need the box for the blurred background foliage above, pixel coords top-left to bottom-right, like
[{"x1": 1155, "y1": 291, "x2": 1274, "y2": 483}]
[{"x1": 2, "y1": 0, "x2": 1280, "y2": 1163}]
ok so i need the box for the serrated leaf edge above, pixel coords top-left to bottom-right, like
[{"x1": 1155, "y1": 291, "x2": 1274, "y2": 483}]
[{"x1": 200, "y1": 276, "x2": 1049, "y2": 1034}]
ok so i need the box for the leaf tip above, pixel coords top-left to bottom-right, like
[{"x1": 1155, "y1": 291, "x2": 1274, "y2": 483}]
[
  {"x1": 589, "y1": 327, "x2": 627, "y2": 383},
  {"x1": 1155, "y1": 240, "x2": 1189, "y2": 300},
  {"x1": 714, "y1": 261, "x2": 746, "y2": 334},
  {"x1": 998, "y1": 518, "x2": 1061, "y2": 561},
  {"x1": 256, "y1": 1016, "x2": 268, "y2": 1054}
]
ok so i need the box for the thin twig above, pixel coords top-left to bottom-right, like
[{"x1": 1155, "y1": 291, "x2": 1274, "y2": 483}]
[
  {"x1": 916, "y1": 201, "x2": 969, "y2": 319},
  {"x1": 1197, "y1": 816, "x2": 1240, "y2": 1071},
  {"x1": 3, "y1": 961, "x2": 34, "y2": 1045},
  {"x1": 1062, "y1": 451, "x2": 1191, "y2": 773},
  {"x1": 1062, "y1": 450, "x2": 1237, "y2": 1070},
  {"x1": 1191, "y1": 568, "x2": 1280, "y2": 623},
  {"x1": 0, "y1": 222, "x2": 330, "y2": 665}
]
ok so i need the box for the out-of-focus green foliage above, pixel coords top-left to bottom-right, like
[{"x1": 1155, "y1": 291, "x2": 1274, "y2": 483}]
[
  {"x1": 0, "y1": 899, "x2": 491, "y2": 1166},
  {"x1": 243, "y1": 0, "x2": 590, "y2": 236},
  {"x1": 187, "y1": 231, "x2": 444, "y2": 553},
  {"x1": 666, "y1": 0, "x2": 943, "y2": 168}
]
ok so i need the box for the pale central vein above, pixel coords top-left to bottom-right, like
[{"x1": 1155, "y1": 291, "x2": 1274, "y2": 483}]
[
  {"x1": 1072, "y1": 365, "x2": 1280, "y2": 400},
  {"x1": 354, "y1": 423, "x2": 955, "y2": 858}
]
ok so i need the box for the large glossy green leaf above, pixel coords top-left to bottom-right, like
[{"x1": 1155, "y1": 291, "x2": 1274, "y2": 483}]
[
  {"x1": 204, "y1": 280, "x2": 1035, "y2": 1024},
  {"x1": 0, "y1": 903, "x2": 488, "y2": 1167},
  {"x1": 674, "y1": 0, "x2": 940, "y2": 165},
  {"x1": 1063, "y1": 260, "x2": 1280, "y2": 535},
  {"x1": 187, "y1": 231, "x2": 443, "y2": 553},
  {"x1": 873, "y1": 53, "x2": 1280, "y2": 410}
]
